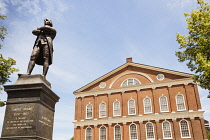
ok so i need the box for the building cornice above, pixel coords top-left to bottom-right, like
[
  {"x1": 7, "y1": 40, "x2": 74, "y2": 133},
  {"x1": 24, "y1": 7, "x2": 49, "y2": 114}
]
[
  {"x1": 74, "y1": 78, "x2": 195, "y2": 98},
  {"x1": 73, "y1": 111, "x2": 204, "y2": 128}
]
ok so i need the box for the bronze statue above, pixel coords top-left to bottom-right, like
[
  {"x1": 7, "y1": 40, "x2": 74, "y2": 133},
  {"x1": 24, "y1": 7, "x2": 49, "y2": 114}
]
[{"x1": 27, "y1": 18, "x2": 56, "y2": 76}]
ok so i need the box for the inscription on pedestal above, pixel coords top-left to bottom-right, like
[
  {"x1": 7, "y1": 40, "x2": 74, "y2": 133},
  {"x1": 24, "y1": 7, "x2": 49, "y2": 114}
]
[
  {"x1": 1, "y1": 103, "x2": 37, "y2": 137},
  {"x1": 6, "y1": 106, "x2": 34, "y2": 130},
  {"x1": 1, "y1": 103, "x2": 55, "y2": 139},
  {"x1": 39, "y1": 116, "x2": 52, "y2": 128}
]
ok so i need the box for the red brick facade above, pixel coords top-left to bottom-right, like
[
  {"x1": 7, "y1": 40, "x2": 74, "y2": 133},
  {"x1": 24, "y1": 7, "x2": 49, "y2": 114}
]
[{"x1": 73, "y1": 60, "x2": 207, "y2": 140}]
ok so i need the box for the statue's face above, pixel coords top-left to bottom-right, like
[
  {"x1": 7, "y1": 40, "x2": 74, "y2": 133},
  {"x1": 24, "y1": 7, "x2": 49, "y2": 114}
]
[{"x1": 44, "y1": 18, "x2": 52, "y2": 27}]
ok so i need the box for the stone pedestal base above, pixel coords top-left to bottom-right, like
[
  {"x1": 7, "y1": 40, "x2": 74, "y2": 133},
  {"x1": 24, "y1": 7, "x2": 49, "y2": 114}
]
[{"x1": 0, "y1": 74, "x2": 60, "y2": 140}]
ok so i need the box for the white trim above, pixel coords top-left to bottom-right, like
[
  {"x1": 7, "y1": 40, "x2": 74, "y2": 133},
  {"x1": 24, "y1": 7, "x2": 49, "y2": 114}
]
[
  {"x1": 86, "y1": 103, "x2": 93, "y2": 119},
  {"x1": 128, "y1": 99, "x2": 136, "y2": 115},
  {"x1": 129, "y1": 123, "x2": 138, "y2": 140},
  {"x1": 99, "y1": 125, "x2": 107, "y2": 140},
  {"x1": 73, "y1": 111, "x2": 204, "y2": 127},
  {"x1": 85, "y1": 127, "x2": 92, "y2": 140},
  {"x1": 159, "y1": 96, "x2": 169, "y2": 112},
  {"x1": 143, "y1": 97, "x2": 152, "y2": 114},
  {"x1": 162, "y1": 121, "x2": 173, "y2": 139},
  {"x1": 109, "y1": 72, "x2": 154, "y2": 88},
  {"x1": 114, "y1": 124, "x2": 122, "y2": 140},
  {"x1": 99, "y1": 102, "x2": 107, "y2": 118},
  {"x1": 179, "y1": 119, "x2": 191, "y2": 138},
  {"x1": 113, "y1": 101, "x2": 121, "y2": 117},
  {"x1": 175, "y1": 94, "x2": 186, "y2": 111},
  {"x1": 145, "y1": 122, "x2": 155, "y2": 140}
]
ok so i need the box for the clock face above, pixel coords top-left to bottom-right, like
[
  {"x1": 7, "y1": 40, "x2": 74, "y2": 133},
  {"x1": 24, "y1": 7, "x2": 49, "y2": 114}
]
[{"x1": 99, "y1": 82, "x2": 106, "y2": 88}]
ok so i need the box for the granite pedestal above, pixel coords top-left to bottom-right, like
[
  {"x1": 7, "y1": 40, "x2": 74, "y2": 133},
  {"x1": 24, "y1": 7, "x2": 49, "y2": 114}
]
[{"x1": 0, "y1": 74, "x2": 60, "y2": 140}]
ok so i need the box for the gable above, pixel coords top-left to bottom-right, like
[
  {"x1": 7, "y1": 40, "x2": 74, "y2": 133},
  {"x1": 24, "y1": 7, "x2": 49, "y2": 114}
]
[{"x1": 74, "y1": 62, "x2": 193, "y2": 93}]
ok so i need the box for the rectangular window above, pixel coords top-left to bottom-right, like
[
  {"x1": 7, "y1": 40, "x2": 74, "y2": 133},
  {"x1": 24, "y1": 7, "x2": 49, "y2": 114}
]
[
  {"x1": 100, "y1": 103, "x2": 106, "y2": 118},
  {"x1": 114, "y1": 101, "x2": 120, "y2": 116},
  {"x1": 176, "y1": 95, "x2": 186, "y2": 111},
  {"x1": 86, "y1": 104, "x2": 93, "y2": 119},
  {"x1": 128, "y1": 99, "x2": 136, "y2": 115}
]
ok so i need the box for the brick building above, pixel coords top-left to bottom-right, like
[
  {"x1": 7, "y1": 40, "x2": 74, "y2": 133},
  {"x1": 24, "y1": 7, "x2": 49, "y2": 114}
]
[
  {"x1": 73, "y1": 58, "x2": 207, "y2": 140},
  {"x1": 204, "y1": 120, "x2": 210, "y2": 131}
]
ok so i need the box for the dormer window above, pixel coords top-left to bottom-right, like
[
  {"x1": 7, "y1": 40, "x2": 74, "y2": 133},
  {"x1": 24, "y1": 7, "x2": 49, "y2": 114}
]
[{"x1": 121, "y1": 78, "x2": 140, "y2": 87}]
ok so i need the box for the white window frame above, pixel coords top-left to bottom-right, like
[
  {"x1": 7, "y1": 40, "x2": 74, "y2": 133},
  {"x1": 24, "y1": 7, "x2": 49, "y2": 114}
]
[
  {"x1": 162, "y1": 121, "x2": 172, "y2": 139},
  {"x1": 179, "y1": 120, "x2": 191, "y2": 138},
  {"x1": 99, "y1": 125, "x2": 107, "y2": 140},
  {"x1": 85, "y1": 127, "x2": 92, "y2": 140},
  {"x1": 143, "y1": 97, "x2": 152, "y2": 114},
  {"x1": 159, "y1": 96, "x2": 169, "y2": 112},
  {"x1": 145, "y1": 122, "x2": 155, "y2": 140},
  {"x1": 114, "y1": 124, "x2": 122, "y2": 140},
  {"x1": 121, "y1": 78, "x2": 141, "y2": 87},
  {"x1": 128, "y1": 99, "x2": 136, "y2": 115},
  {"x1": 113, "y1": 101, "x2": 121, "y2": 117},
  {"x1": 99, "y1": 102, "x2": 106, "y2": 118},
  {"x1": 176, "y1": 94, "x2": 186, "y2": 111},
  {"x1": 129, "y1": 123, "x2": 138, "y2": 140},
  {"x1": 86, "y1": 103, "x2": 93, "y2": 119}
]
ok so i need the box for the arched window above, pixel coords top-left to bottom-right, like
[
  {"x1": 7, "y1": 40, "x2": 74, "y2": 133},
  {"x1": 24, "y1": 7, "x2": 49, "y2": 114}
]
[
  {"x1": 100, "y1": 102, "x2": 106, "y2": 118},
  {"x1": 162, "y1": 121, "x2": 172, "y2": 139},
  {"x1": 86, "y1": 127, "x2": 92, "y2": 140},
  {"x1": 159, "y1": 96, "x2": 169, "y2": 112},
  {"x1": 176, "y1": 94, "x2": 186, "y2": 111},
  {"x1": 130, "y1": 124, "x2": 138, "y2": 140},
  {"x1": 121, "y1": 78, "x2": 140, "y2": 87},
  {"x1": 86, "y1": 104, "x2": 93, "y2": 119},
  {"x1": 144, "y1": 97, "x2": 152, "y2": 114},
  {"x1": 114, "y1": 125, "x2": 121, "y2": 140},
  {"x1": 180, "y1": 120, "x2": 191, "y2": 138},
  {"x1": 100, "y1": 126, "x2": 106, "y2": 140},
  {"x1": 128, "y1": 99, "x2": 136, "y2": 115},
  {"x1": 113, "y1": 101, "x2": 121, "y2": 116},
  {"x1": 146, "y1": 122, "x2": 155, "y2": 139}
]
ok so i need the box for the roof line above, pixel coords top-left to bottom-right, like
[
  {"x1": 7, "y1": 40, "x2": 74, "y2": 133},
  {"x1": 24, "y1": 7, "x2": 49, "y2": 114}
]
[{"x1": 74, "y1": 62, "x2": 194, "y2": 93}]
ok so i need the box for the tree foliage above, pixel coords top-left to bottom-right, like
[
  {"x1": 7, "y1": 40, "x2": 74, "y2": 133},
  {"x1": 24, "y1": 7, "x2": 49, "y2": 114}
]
[
  {"x1": 0, "y1": 15, "x2": 7, "y2": 49},
  {"x1": 207, "y1": 130, "x2": 210, "y2": 140},
  {"x1": 0, "y1": 15, "x2": 19, "y2": 106},
  {"x1": 176, "y1": 0, "x2": 210, "y2": 94}
]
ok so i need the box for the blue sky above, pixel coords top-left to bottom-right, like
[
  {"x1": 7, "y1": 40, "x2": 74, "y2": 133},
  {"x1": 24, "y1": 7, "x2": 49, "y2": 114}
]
[{"x1": 0, "y1": 0, "x2": 210, "y2": 139}]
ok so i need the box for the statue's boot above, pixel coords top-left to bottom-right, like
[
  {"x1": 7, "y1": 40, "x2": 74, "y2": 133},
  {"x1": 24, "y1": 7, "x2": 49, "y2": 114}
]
[
  {"x1": 27, "y1": 61, "x2": 35, "y2": 75},
  {"x1": 43, "y1": 61, "x2": 49, "y2": 76}
]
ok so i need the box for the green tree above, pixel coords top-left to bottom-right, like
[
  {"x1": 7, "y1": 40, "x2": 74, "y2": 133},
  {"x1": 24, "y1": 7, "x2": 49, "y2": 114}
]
[
  {"x1": 207, "y1": 130, "x2": 210, "y2": 140},
  {"x1": 176, "y1": 0, "x2": 210, "y2": 96},
  {"x1": 0, "y1": 15, "x2": 19, "y2": 106},
  {"x1": 70, "y1": 137, "x2": 74, "y2": 140}
]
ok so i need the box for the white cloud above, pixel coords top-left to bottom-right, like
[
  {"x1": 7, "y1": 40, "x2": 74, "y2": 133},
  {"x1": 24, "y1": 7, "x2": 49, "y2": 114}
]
[
  {"x1": 53, "y1": 104, "x2": 74, "y2": 139},
  {"x1": 49, "y1": 66, "x2": 77, "y2": 82},
  {"x1": 1, "y1": 0, "x2": 70, "y2": 21},
  {"x1": 0, "y1": 2, "x2": 7, "y2": 15},
  {"x1": 10, "y1": 0, "x2": 41, "y2": 16},
  {"x1": 164, "y1": 0, "x2": 197, "y2": 9}
]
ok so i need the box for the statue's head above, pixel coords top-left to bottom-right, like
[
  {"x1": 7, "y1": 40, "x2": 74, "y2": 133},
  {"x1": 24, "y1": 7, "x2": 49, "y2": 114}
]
[{"x1": 44, "y1": 18, "x2": 53, "y2": 27}]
